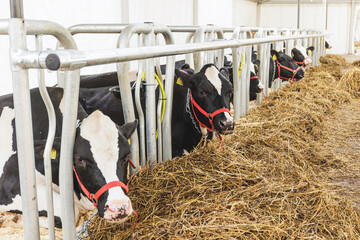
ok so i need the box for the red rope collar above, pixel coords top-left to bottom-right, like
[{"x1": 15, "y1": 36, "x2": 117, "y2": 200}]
[
  {"x1": 73, "y1": 167, "x2": 129, "y2": 208},
  {"x1": 294, "y1": 57, "x2": 309, "y2": 67},
  {"x1": 276, "y1": 59, "x2": 301, "y2": 85},
  {"x1": 189, "y1": 92, "x2": 231, "y2": 132}
]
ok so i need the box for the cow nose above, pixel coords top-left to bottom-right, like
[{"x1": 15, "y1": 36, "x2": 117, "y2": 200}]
[
  {"x1": 305, "y1": 58, "x2": 312, "y2": 66},
  {"x1": 105, "y1": 199, "x2": 132, "y2": 221},
  {"x1": 219, "y1": 119, "x2": 234, "y2": 134},
  {"x1": 258, "y1": 82, "x2": 264, "y2": 93}
]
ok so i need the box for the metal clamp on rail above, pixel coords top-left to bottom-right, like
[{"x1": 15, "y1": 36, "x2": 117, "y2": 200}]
[{"x1": 43, "y1": 50, "x2": 87, "y2": 70}]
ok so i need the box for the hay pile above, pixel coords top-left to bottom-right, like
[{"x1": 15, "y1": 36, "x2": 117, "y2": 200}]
[
  {"x1": 352, "y1": 60, "x2": 360, "y2": 68},
  {"x1": 83, "y1": 55, "x2": 360, "y2": 239},
  {"x1": 306, "y1": 54, "x2": 351, "y2": 80}
]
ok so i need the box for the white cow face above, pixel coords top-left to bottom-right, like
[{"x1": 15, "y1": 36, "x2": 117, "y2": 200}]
[{"x1": 74, "y1": 111, "x2": 137, "y2": 223}]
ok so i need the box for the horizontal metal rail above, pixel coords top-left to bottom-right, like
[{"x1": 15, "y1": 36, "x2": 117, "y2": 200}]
[{"x1": 13, "y1": 33, "x2": 329, "y2": 71}]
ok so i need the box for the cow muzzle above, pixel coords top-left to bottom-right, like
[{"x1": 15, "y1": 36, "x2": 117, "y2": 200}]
[
  {"x1": 104, "y1": 198, "x2": 133, "y2": 223},
  {"x1": 217, "y1": 113, "x2": 234, "y2": 135},
  {"x1": 304, "y1": 58, "x2": 312, "y2": 67}
]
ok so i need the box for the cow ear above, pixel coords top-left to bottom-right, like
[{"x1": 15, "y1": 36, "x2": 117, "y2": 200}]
[
  {"x1": 220, "y1": 68, "x2": 230, "y2": 80},
  {"x1": 118, "y1": 120, "x2": 138, "y2": 140},
  {"x1": 254, "y1": 59, "x2": 260, "y2": 67},
  {"x1": 175, "y1": 68, "x2": 192, "y2": 88},
  {"x1": 34, "y1": 137, "x2": 61, "y2": 161},
  {"x1": 271, "y1": 49, "x2": 280, "y2": 60},
  {"x1": 307, "y1": 46, "x2": 314, "y2": 54},
  {"x1": 181, "y1": 63, "x2": 190, "y2": 70}
]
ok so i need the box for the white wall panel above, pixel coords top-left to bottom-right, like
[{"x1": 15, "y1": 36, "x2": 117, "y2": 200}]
[
  {"x1": 260, "y1": 3, "x2": 350, "y2": 54},
  {"x1": 233, "y1": 0, "x2": 257, "y2": 27},
  {"x1": 198, "y1": 0, "x2": 233, "y2": 26}
]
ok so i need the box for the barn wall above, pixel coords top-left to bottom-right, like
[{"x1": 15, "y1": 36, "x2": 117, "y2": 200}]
[
  {"x1": 260, "y1": 3, "x2": 352, "y2": 54},
  {"x1": 233, "y1": 0, "x2": 258, "y2": 27}
]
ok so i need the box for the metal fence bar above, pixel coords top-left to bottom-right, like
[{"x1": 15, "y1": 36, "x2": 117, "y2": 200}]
[
  {"x1": 144, "y1": 26, "x2": 157, "y2": 165},
  {"x1": 6, "y1": 18, "x2": 79, "y2": 240},
  {"x1": 21, "y1": 34, "x2": 329, "y2": 71},
  {"x1": 35, "y1": 34, "x2": 56, "y2": 240},
  {"x1": 8, "y1": 17, "x2": 40, "y2": 240}
]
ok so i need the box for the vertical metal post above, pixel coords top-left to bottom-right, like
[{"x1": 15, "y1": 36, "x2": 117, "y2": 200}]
[
  {"x1": 35, "y1": 34, "x2": 55, "y2": 240},
  {"x1": 297, "y1": 0, "x2": 300, "y2": 29},
  {"x1": 348, "y1": 0, "x2": 355, "y2": 54},
  {"x1": 135, "y1": 34, "x2": 146, "y2": 168},
  {"x1": 244, "y1": 45, "x2": 252, "y2": 114},
  {"x1": 162, "y1": 54, "x2": 175, "y2": 161},
  {"x1": 8, "y1": 17, "x2": 40, "y2": 240},
  {"x1": 325, "y1": 0, "x2": 328, "y2": 30},
  {"x1": 144, "y1": 28, "x2": 157, "y2": 165},
  {"x1": 155, "y1": 34, "x2": 163, "y2": 163},
  {"x1": 59, "y1": 69, "x2": 80, "y2": 240},
  {"x1": 10, "y1": 0, "x2": 24, "y2": 19},
  {"x1": 193, "y1": 0, "x2": 198, "y2": 25},
  {"x1": 240, "y1": 46, "x2": 248, "y2": 117}
]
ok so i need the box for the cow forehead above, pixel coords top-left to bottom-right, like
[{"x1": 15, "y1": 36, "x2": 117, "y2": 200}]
[
  {"x1": 249, "y1": 62, "x2": 255, "y2": 74},
  {"x1": 80, "y1": 110, "x2": 120, "y2": 182},
  {"x1": 204, "y1": 65, "x2": 223, "y2": 95},
  {"x1": 295, "y1": 45, "x2": 308, "y2": 58}
]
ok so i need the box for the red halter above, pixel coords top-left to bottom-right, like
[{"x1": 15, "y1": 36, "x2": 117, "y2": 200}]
[
  {"x1": 73, "y1": 159, "x2": 136, "y2": 208},
  {"x1": 190, "y1": 92, "x2": 231, "y2": 132},
  {"x1": 276, "y1": 59, "x2": 301, "y2": 85},
  {"x1": 294, "y1": 57, "x2": 309, "y2": 67},
  {"x1": 250, "y1": 76, "x2": 259, "y2": 80}
]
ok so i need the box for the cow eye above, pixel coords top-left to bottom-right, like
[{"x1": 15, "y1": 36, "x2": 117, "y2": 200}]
[{"x1": 75, "y1": 158, "x2": 87, "y2": 167}]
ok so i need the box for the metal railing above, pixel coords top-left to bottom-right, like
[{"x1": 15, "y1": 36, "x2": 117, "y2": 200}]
[{"x1": 2, "y1": 3, "x2": 329, "y2": 239}]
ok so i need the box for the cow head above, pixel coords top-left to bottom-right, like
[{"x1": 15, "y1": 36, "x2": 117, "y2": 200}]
[
  {"x1": 73, "y1": 111, "x2": 137, "y2": 223},
  {"x1": 291, "y1": 45, "x2": 314, "y2": 67},
  {"x1": 176, "y1": 64, "x2": 234, "y2": 135},
  {"x1": 271, "y1": 50, "x2": 305, "y2": 86},
  {"x1": 249, "y1": 62, "x2": 264, "y2": 101}
]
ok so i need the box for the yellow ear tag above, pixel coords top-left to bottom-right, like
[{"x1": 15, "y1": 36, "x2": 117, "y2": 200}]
[
  {"x1": 128, "y1": 139, "x2": 131, "y2": 144},
  {"x1": 272, "y1": 54, "x2": 277, "y2": 60},
  {"x1": 291, "y1": 52, "x2": 294, "y2": 57},
  {"x1": 308, "y1": 50, "x2": 312, "y2": 54},
  {"x1": 176, "y1": 77, "x2": 184, "y2": 86},
  {"x1": 43, "y1": 149, "x2": 57, "y2": 159}
]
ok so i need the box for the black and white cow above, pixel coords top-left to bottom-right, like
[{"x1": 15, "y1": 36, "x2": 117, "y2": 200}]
[
  {"x1": 0, "y1": 87, "x2": 138, "y2": 228},
  {"x1": 224, "y1": 53, "x2": 264, "y2": 101},
  {"x1": 79, "y1": 64, "x2": 234, "y2": 158},
  {"x1": 291, "y1": 44, "x2": 314, "y2": 67},
  {"x1": 269, "y1": 50, "x2": 305, "y2": 87},
  {"x1": 325, "y1": 41, "x2": 332, "y2": 50}
]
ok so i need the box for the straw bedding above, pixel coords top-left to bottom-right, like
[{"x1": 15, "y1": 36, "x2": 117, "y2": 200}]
[{"x1": 82, "y1": 56, "x2": 360, "y2": 239}]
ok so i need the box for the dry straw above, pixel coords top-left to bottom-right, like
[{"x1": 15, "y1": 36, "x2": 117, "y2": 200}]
[{"x1": 85, "y1": 55, "x2": 360, "y2": 239}]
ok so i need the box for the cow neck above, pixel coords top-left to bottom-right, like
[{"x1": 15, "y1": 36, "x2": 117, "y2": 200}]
[
  {"x1": 185, "y1": 89, "x2": 203, "y2": 136},
  {"x1": 294, "y1": 57, "x2": 309, "y2": 67},
  {"x1": 249, "y1": 76, "x2": 259, "y2": 95},
  {"x1": 276, "y1": 59, "x2": 301, "y2": 85}
]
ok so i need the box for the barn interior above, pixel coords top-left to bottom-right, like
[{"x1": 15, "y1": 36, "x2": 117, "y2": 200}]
[{"x1": 0, "y1": 0, "x2": 360, "y2": 239}]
